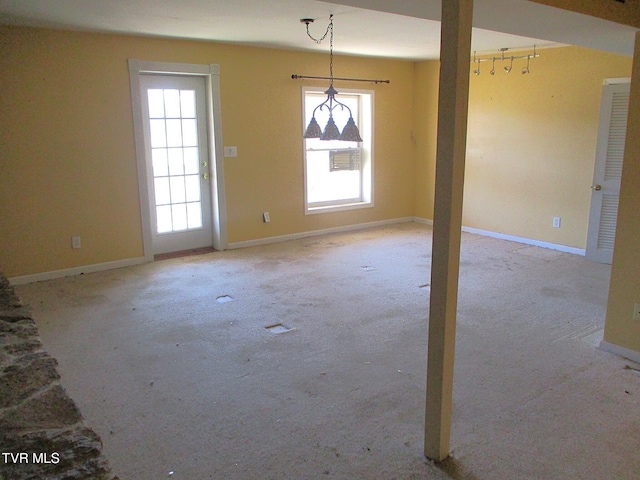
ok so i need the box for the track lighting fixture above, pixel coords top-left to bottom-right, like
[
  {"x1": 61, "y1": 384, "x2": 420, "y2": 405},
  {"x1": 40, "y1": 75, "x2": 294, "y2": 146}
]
[
  {"x1": 522, "y1": 55, "x2": 531, "y2": 75},
  {"x1": 472, "y1": 51, "x2": 481, "y2": 76},
  {"x1": 504, "y1": 56, "x2": 513, "y2": 73},
  {"x1": 471, "y1": 46, "x2": 539, "y2": 77}
]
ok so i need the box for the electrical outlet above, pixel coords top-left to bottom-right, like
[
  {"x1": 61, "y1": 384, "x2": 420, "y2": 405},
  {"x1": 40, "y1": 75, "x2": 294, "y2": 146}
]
[
  {"x1": 224, "y1": 146, "x2": 238, "y2": 158},
  {"x1": 633, "y1": 303, "x2": 640, "y2": 321},
  {"x1": 71, "y1": 236, "x2": 81, "y2": 249},
  {"x1": 262, "y1": 212, "x2": 270, "y2": 223},
  {"x1": 553, "y1": 217, "x2": 561, "y2": 228}
]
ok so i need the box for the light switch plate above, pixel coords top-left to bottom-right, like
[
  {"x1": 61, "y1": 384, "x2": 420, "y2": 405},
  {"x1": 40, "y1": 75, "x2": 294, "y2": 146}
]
[{"x1": 633, "y1": 303, "x2": 640, "y2": 321}]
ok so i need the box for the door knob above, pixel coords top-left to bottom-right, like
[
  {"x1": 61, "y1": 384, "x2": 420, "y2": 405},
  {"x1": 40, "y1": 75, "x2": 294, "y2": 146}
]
[{"x1": 591, "y1": 184, "x2": 602, "y2": 191}]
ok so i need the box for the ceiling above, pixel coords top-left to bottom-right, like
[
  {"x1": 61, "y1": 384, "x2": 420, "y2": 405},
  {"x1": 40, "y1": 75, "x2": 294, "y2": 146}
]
[{"x1": 0, "y1": 0, "x2": 636, "y2": 60}]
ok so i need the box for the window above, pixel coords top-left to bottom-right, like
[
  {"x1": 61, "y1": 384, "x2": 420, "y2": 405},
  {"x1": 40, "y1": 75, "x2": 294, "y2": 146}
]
[
  {"x1": 147, "y1": 87, "x2": 204, "y2": 233},
  {"x1": 303, "y1": 87, "x2": 373, "y2": 214}
]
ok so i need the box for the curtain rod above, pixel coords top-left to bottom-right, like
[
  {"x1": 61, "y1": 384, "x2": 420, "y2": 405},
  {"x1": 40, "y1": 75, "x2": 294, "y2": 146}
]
[{"x1": 291, "y1": 74, "x2": 390, "y2": 84}]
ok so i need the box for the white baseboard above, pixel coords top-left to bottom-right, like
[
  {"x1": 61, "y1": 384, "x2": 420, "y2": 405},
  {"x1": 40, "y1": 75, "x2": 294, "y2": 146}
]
[
  {"x1": 8, "y1": 218, "x2": 415, "y2": 284},
  {"x1": 461, "y1": 226, "x2": 586, "y2": 256},
  {"x1": 228, "y1": 217, "x2": 415, "y2": 250},
  {"x1": 598, "y1": 340, "x2": 640, "y2": 364},
  {"x1": 7, "y1": 218, "x2": 585, "y2": 284},
  {"x1": 412, "y1": 217, "x2": 433, "y2": 226},
  {"x1": 412, "y1": 218, "x2": 585, "y2": 255},
  {"x1": 8, "y1": 257, "x2": 147, "y2": 285}
]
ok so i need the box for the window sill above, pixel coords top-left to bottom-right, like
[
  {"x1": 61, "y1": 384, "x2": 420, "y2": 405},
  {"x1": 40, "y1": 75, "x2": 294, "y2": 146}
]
[{"x1": 305, "y1": 201, "x2": 374, "y2": 215}]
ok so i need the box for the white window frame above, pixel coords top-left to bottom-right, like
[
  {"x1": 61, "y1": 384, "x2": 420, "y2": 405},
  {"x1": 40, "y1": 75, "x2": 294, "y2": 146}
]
[{"x1": 302, "y1": 86, "x2": 374, "y2": 215}]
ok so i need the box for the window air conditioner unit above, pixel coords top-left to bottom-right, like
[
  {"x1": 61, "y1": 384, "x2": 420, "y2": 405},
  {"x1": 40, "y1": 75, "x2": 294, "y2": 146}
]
[{"x1": 330, "y1": 149, "x2": 361, "y2": 171}]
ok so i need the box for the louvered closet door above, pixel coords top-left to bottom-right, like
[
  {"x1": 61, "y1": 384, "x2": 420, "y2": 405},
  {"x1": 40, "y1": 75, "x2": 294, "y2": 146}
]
[{"x1": 586, "y1": 82, "x2": 630, "y2": 264}]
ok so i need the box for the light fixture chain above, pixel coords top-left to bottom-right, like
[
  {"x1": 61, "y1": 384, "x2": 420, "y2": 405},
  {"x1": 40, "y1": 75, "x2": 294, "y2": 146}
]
[
  {"x1": 329, "y1": 17, "x2": 333, "y2": 83},
  {"x1": 305, "y1": 15, "x2": 334, "y2": 84},
  {"x1": 306, "y1": 14, "x2": 333, "y2": 44}
]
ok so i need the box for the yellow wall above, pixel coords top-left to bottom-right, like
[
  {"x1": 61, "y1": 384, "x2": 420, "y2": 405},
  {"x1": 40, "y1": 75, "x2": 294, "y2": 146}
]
[
  {"x1": 412, "y1": 61, "x2": 440, "y2": 220},
  {"x1": 413, "y1": 47, "x2": 632, "y2": 249},
  {"x1": 220, "y1": 46, "x2": 415, "y2": 243},
  {"x1": 604, "y1": 33, "x2": 640, "y2": 354},
  {"x1": 528, "y1": 0, "x2": 640, "y2": 28},
  {"x1": 463, "y1": 46, "x2": 630, "y2": 248},
  {"x1": 0, "y1": 26, "x2": 415, "y2": 277}
]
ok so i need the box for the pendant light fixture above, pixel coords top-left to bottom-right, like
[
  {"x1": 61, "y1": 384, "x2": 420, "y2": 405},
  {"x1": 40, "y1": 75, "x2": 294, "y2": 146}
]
[{"x1": 301, "y1": 15, "x2": 362, "y2": 142}]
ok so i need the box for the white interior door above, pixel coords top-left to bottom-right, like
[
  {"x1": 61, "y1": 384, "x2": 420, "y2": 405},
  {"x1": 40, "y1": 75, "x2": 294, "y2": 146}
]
[
  {"x1": 586, "y1": 82, "x2": 630, "y2": 264},
  {"x1": 140, "y1": 74, "x2": 214, "y2": 255}
]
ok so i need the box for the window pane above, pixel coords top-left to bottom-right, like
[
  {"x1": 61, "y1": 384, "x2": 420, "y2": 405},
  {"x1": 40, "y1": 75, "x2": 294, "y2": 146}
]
[
  {"x1": 154, "y1": 177, "x2": 171, "y2": 205},
  {"x1": 180, "y1": 90, "x2": 196, "y2": 118},
  {"x1": 187, "y1": 202, "x2": 203, "y2": 228},
  {"x1": 168, "y1": 148, "x2": 184, "y2": 176},
  {"x1": 148, "y1": 90, "x2": 165, "y2": 118},
  {"x1": 149, "y1": 119, "x2": 166, "y2": 148},
  {"x1": 183, "y1": 147, "x2": 199, "y2": 174},
  {"x1": 149, "y1": 84, "x2": 209, "y2": 232},
  {"x1": 306, "y1": 150, "x2": 360, "y2": 204},
  {"x1": 152, "y1": 149, "x2": 168, "y2": 177},
  {"x1": 185, "y1": 175, "x2": 201, "y2": 202},
  {"x1": 182, "y1": 119, "x2": 198, "y2": 147},
  {"x1": 166, "y1": 119, "x2": 182, "y2": 147},
  {"x1": 172, "y1": 204, "x2": 188, "y2": 231},
  {"x1": 170, "y1": 176, "x2": 186, "y2": 203},
  {"x1": 304, "y1": 89, "x2": 370, "y2": 212},
  {"x1": 156, "y1": 205, "x2": 172, "y2": 233},
  {"x1": 164, "y1": 89, "x2": 181, "y2": 118}
]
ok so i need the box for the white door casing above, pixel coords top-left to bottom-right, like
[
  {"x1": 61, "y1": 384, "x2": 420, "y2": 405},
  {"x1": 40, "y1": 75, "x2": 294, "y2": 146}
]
[
  {"x1": 129, "y1": 60, "x2": 227, "y2": 259},
  {"x1": 586, "y1": 81, "x2": 630, "y2": 264}
]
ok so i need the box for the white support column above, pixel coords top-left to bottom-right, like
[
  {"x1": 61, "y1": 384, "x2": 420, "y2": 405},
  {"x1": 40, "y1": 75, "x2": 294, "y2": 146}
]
[{"x1": 424, "y1": 0, "x2": 474, "y2": 462}]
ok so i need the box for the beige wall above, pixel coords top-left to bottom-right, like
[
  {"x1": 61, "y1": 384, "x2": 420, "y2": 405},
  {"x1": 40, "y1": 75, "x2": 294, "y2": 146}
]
[
  {"x1": 528, "y1": 0, "x2": 640, "y2": 28},
  {"x1": 0, "y1": 26, "x2": 415, "y2": 277},
  {"x1": 413, "y1": 47, "x2": 632, "y2": 249},
  {"x1": 412, "y1": 61, "x2": 440, "y2": 220},
  {"x1": 220, "y1": 46, "x2": 415, "y2": 243},
  {"x1": 0, "y1": 27, "x2": 143, "y2": 277},
  {"x1": 604, "y1": 33, "x2": 640, "y2": 354}
]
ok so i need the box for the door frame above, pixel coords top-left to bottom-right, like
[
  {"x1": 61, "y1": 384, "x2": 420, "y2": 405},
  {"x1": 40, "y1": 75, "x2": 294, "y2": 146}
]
[{"x1": 129, "y1": 60, "x2": 228, "y2": 261}]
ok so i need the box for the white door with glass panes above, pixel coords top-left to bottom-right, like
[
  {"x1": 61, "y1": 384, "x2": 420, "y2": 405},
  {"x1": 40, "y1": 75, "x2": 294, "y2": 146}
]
[{"x1": 140, "y1": 75, "x2": 213, "y2": 255}]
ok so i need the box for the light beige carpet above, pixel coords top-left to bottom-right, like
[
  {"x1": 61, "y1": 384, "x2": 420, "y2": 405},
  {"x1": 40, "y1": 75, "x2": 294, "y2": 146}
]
[{"x1": 15, "y1": 223, "x2": 640, "y2": 480}]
